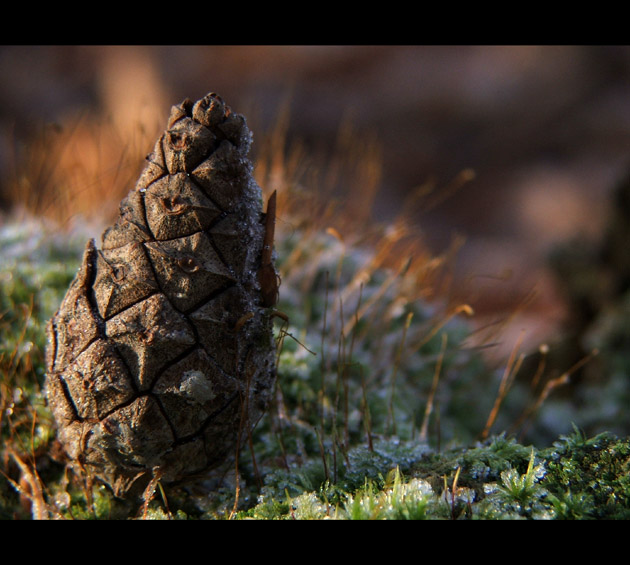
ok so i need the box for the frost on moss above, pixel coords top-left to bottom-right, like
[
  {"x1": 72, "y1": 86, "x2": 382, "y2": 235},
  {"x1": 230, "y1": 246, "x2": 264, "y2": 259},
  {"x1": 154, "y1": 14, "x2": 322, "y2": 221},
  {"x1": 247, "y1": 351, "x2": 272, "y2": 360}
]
[
  {"x1": 238, "y1": 430, "x2": 630, "y2": 520},
  {"x1": 0, "y1": 218, "x2": 83, "y2": 353},
  {"x1": 2, "y1": 213, "x2": 630, "y2": 520}
]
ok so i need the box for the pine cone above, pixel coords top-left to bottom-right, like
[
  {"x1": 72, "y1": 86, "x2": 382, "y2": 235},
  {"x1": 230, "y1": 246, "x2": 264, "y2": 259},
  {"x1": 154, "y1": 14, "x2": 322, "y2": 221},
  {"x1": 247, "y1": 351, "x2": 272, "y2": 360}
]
[{"x1": 45, "y1": 93, "x2": 278, "y2": 498}]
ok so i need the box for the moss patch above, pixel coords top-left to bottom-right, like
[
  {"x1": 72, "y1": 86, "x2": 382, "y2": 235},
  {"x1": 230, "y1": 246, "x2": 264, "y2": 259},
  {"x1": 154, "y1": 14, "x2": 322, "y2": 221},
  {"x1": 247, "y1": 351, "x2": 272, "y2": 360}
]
[{"x1": 2, "y1": 215, "x2": 630, "y2": 520}]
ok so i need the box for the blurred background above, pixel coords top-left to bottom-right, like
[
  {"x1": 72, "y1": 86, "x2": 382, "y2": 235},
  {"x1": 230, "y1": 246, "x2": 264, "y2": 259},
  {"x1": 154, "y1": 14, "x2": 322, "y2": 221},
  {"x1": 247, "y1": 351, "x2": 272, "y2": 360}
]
[{"x1": 2, "y1": 45, "x2": 630, "y2": 357}]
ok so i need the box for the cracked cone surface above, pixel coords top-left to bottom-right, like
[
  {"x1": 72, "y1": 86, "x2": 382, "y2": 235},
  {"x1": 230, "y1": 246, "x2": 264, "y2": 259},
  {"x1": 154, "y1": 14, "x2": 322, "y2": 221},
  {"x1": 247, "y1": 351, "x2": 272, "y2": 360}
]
[{"x1": 45, "y1": 93, "x2": 278, "y2": 497}]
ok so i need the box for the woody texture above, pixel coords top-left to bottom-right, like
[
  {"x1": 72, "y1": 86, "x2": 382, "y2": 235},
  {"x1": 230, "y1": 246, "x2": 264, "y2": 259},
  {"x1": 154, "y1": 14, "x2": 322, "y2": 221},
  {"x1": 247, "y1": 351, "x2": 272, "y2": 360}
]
[{"x1": 44, "y1": 93, "x2": 278, "y2": 497}]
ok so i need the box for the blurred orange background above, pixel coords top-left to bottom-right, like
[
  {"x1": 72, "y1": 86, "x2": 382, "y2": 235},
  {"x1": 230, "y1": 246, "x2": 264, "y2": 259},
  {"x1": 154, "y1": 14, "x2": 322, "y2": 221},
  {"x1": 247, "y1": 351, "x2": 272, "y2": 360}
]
[{"x1": 2, "y1": 45, "x2": 630, "y2": 355}]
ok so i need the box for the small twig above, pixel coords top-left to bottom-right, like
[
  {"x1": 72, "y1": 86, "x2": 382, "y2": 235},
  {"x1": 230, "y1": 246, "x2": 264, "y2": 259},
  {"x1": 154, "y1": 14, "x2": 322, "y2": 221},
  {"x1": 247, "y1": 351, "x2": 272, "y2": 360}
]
[
  {"x1": 320, "y1": 270, "x2": 330, "y2": 436},
  {"x1": 480, "y1": 330, "x2": 526, "y2": 441},
  {"x1": 388, "y1": 311, "x2": 413, "y2": 435},
  {"x1": 5, "y1": 447, "x2": 49, "y2": 520},
  {"x1": 513, "y1": 348, "x2": 598, "y2": 437},
  {"x1": 530, "y1": 343, "x2": 549, "y2": 392},
  {"x1": 419, "y1": 332, "x2": 447, "y2": 442},
  {"x1": 315, "y1": 427, "x2": 330, "y2": 483},
  {"x1": 359, "y1": 365, "x2": 373, "y2": 451},
  {"x1": 450, "y1": 466, "x2": 461, "y2": 520},
  {"x1": 415, "y1": 303, "x2": 474, "y2": 350},
  {"x1": 140, "y1": 467, "x2": 164, "y2": 519}
]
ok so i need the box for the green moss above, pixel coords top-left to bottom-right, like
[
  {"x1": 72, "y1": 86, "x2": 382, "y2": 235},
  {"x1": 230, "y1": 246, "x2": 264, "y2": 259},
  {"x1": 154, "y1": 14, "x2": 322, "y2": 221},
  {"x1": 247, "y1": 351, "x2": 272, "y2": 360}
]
[
  {"x1": 341, "y1": 469, "x2": 432, "y2": 520},
  {"x1": 2, "y1": 215, "x2": 630, "y2": 519},
  {"x1": 540, "y1": 427, "x2": 630, "y2": 519}
]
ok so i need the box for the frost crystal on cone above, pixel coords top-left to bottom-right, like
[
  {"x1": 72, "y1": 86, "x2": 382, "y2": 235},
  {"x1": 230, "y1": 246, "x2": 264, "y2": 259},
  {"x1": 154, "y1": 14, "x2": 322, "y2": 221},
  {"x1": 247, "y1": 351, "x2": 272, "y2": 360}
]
[{"x1": 45, "y1": 93, "x2": 278, "y2": 497}]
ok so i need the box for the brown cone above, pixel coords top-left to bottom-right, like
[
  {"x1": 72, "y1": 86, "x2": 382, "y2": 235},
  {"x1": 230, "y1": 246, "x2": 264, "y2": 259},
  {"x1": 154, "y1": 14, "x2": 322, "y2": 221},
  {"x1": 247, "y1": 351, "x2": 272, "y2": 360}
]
[{"x1": 45, "y1": 93, "x2": 278, "y2": 498}]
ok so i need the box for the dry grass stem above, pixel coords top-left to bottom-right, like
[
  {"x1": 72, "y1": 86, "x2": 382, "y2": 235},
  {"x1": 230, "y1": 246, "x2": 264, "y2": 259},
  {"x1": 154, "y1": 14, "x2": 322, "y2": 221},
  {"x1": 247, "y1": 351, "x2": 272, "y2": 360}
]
[
  {"x1": 481, "y1": 330, "x2": 526, "y2": 441},
  {"x1": 420, "y1": 332, "x2": 448, "y2": 442}
]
